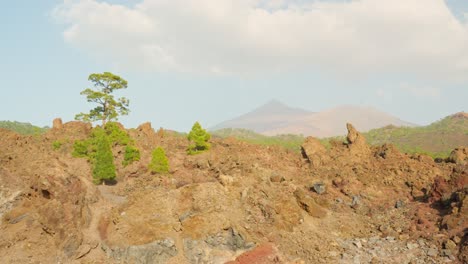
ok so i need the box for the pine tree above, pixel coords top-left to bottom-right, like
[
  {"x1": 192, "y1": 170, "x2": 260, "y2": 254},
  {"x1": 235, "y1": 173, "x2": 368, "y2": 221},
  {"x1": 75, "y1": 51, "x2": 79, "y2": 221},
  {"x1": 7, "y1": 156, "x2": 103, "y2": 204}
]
[
  {"x1": 149, "y1": 147, "x2": 169, "y2": 174},
  {"x1": 92, "y1": 129, "x2": 116, "y2": 184},
  {"x1": 187, "y1": 122, "x2": 211, "y2": 155},
  {"x1": 75, "y1": 72, "x2": 130, "y2": 126}
]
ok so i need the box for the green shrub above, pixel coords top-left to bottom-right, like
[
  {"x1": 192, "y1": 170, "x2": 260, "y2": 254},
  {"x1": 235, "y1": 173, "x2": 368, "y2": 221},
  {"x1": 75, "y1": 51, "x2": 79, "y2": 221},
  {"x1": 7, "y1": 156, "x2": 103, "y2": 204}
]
[
  {"x1": 149, "y1": 147, "x2": 169, "y2": 174},
  {"x1": 72, "y1": 140, "x2": 90, "y2": 158},
  {"x1": 52, "y1": 141, "x2": 62, "y2": 150},
  {"x1": 104, "y1": 122, "x2": 132, "y2": 146},
  {"x1": 187, "y1": 122, "x2": 211, "y2": 155},
  {"x1": 92, "y1": 129, "x2": 116, "y2": 184},
  {"x1": 123, "y1": 145, "x2": 140, "y2": 166}
]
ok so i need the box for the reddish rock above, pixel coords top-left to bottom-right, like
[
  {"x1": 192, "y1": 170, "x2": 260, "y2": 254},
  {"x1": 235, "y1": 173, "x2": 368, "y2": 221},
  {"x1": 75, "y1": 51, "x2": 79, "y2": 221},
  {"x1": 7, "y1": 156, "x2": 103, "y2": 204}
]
[{"x1": 225, "y1": 244, "x2": 281, "y2": 264}]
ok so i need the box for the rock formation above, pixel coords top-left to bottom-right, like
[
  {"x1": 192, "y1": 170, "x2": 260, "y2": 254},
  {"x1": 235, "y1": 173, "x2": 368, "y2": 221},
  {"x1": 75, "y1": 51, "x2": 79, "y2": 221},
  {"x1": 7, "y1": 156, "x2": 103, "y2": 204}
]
[
  {"x1": 448, "y1": 147, "x2": 468, "y2": 165},
  {"x1": 345, "y1": 123, "x2": 370, "y2": 156},
  {"x1": 52, "y1": 118, "x2": 63, "y2": 129},
  {"x1": 301, "y1": 136, "x2": 327, "y2": 167}
]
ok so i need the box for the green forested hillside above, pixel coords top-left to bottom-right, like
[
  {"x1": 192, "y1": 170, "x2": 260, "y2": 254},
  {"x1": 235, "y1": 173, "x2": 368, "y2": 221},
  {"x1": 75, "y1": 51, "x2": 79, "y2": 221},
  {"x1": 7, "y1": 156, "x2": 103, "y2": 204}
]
[
  {"x1": 363, "y1": 113, "x2": 468, "y2": 157},
  {"x1": 0, "y1": 121, "x2": 49, "y2": 135}
]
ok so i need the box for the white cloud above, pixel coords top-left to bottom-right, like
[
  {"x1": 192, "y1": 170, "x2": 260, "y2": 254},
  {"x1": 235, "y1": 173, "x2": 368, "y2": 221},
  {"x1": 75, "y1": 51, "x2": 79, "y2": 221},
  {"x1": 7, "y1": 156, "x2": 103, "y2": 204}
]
[{"x1": 53, "y1": 0, "x2": 468, "y2": 80}]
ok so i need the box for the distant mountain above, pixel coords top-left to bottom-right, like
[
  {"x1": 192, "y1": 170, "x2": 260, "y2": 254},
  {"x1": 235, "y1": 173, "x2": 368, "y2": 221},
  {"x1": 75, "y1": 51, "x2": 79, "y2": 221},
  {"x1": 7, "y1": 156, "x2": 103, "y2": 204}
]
[
  {"x1": 0, "y1": 121, "x2": 49, "y2": 135},
  {"x1": 212, "y1": 100, "x2": 416, "y2": 137},
  {"x1": 211, "y1": 100, "x2": 314, "y2": 134}
]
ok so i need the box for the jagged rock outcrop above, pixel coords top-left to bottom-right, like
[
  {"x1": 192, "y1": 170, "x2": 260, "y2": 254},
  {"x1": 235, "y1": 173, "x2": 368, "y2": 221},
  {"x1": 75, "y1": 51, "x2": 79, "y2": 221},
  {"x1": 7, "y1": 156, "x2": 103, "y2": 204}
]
[
  {"x1": 52, "y1": 118, "x2": 63, "y2": 130},
  {"x1": 301, "y1": 136, "x2": 328, "y2": 167},
  {"x1": 345, "y1": 123, "x2": 370, "y2": 156},
  {"x1": 137, "y1": 122, "x2": 155, "y2": 136}
]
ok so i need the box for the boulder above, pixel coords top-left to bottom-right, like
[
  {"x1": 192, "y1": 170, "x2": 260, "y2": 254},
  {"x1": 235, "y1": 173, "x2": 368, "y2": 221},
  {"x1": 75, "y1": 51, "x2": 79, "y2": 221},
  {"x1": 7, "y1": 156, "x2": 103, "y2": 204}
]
[
  {"x1": 312, "y1": 183, "x2": 326, "y2": 194},
  {"x1": 374, "y1": 144, "x2": 402, "y2": 159},
  {"x1": 448, "y1": 147, "x2": 468, "y2": 165},
  {"x1": 301, "y1": 136, "x2": 327, "y2": 166},
  {"x1": 293, "y1": 189, "x2": 326, "y2": 218}
]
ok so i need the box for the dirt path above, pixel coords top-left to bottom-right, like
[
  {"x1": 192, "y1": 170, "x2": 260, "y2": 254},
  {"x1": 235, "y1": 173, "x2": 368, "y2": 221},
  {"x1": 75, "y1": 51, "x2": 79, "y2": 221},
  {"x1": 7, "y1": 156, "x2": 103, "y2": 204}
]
[{"x1": 74, "y1": 180, "x2": 128, "y2": 262}]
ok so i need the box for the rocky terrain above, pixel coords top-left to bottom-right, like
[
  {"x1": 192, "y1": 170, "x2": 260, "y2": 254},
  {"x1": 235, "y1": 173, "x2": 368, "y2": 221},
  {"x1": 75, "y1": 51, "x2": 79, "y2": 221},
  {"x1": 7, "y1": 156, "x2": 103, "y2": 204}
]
[{"x1": 0, "y1": 119, "x2": 466, "y2": 263}]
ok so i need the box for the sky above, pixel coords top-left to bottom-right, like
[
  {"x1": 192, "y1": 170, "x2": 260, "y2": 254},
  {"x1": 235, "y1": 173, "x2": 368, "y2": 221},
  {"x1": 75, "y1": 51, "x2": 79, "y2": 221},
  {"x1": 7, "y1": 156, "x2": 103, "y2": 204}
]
[{"x1": 1, "y1": 0, "x2": 467, "y2": 132}]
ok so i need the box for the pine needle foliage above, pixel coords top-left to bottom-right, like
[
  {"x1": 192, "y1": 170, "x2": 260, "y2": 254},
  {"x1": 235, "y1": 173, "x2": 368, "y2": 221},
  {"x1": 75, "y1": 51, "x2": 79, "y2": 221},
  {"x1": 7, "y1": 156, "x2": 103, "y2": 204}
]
[
  {"x1": 92, "y1": 128, "x2": 116, "y2": 184},
  {"x1": 149, "y1": 147, "x2": 169, "y2": 174},
  {"x1": 75, "y1": 72, "x2": 129, "y2": 126},
  {"x1": 187, "y1": 122, "x2": 211, "y2": 155},
  {"x1": 123, "y1": 145, "x2": 140, "y2": 166}
]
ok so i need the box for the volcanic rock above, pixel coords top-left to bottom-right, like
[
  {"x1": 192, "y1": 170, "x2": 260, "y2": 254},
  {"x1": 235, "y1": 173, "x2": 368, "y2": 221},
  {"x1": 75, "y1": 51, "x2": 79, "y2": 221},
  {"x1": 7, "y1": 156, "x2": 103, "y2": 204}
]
[
  {"x1": 301, "y1": 136, "x2": 328, "y2": 167},
  {"x1": 345, "y1": 123, "x2": 370, "y2": 156},
  {"x1": 52, "y1": 118, "x2": 63, "y2": 129},
  {"x1": 448, "y1": 147, "x2": 468, "y2": 165},
  {"x1": 294, "y1": 189, "x2": 327, "y2": 218}
]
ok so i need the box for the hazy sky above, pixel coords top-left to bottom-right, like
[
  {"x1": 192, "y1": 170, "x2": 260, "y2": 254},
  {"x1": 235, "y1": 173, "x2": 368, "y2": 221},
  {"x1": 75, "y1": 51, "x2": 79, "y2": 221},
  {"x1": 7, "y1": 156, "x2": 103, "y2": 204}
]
[{"x1": 1, "y1": 0, "x2": 467, "y2": 132}]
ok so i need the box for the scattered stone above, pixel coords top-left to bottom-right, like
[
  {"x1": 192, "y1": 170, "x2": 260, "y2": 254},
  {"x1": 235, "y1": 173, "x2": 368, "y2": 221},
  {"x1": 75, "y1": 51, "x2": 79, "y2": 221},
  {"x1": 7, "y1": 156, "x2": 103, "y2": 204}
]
[
  {"x1": 312, "y1": 183, "x2": 326, "y2": 194},
  {"x1": 270, "y1": 174, "x2": 285, "y2": 183},
  {"x1": 427, "y1": 248, "x2": 438, "y2": 257},
  {"x1": 395, "y1": 200, "x2": 404, "y2": 209},
  {"x1": 407, "y1": 242, "x2": 419, "y2": 250},
  {"x1": 353, "y1": 240, "x2": 362, "y2": 249},
  {"x1": 444, "y1": 240, "x2": 457, "y2": 250},
  {"x1": 351, "y1": 195, "x2": 360, "y2": 207},
  {"x1": 332, "y1": 177, "x2": 347, "y2": 188}
]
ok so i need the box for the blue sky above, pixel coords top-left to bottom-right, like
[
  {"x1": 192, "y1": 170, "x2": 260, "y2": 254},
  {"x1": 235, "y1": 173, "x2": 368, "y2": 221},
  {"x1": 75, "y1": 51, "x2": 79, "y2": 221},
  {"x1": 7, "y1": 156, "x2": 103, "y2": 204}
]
[{"x1": 1, "y1": 0, "x2": 467, "y2": 132}]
